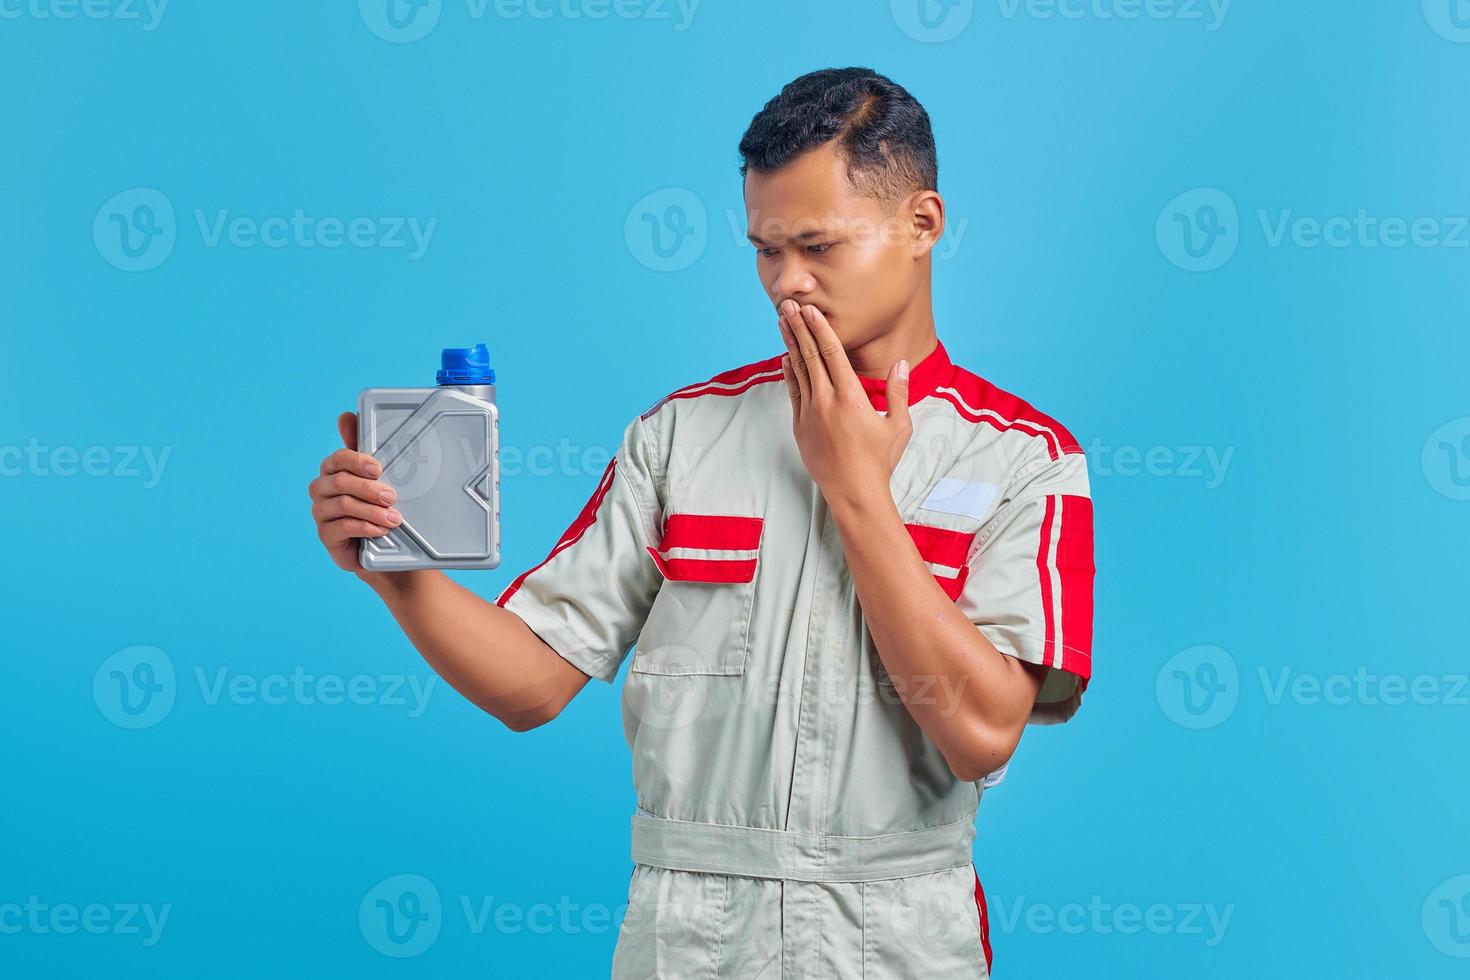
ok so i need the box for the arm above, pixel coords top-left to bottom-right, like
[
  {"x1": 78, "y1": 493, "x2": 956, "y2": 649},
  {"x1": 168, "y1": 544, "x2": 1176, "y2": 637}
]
[
  {"x1": 309, "y1": 411, "x2": 589, "y2": 732},
  {"x1": 776, "y1": 301, "x2": 1044, "y2": 781},
  {"x1": 359, "y1": 569, "x2": 591, "y2": 732},
  {"x1": 826, "y1": 494, "x2": 1045, "y2": 781}
]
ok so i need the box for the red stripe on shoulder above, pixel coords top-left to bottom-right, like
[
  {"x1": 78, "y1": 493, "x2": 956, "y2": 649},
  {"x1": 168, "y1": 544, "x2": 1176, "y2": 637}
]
[
  {"x1": 936, "y1": 367, "x2": 1083, "y2": 461},
  {"x1": 1056, "y1": 494, "x2": 1095, "y2": 679},
  {"x1": 642, "y1": 354, "x2": 785, "y2": 419}
]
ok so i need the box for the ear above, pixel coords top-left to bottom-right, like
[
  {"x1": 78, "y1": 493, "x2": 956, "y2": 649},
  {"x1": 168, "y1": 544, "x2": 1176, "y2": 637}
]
[{"x1": 909, "y1": 190, "x2": 945, "y2": 259}]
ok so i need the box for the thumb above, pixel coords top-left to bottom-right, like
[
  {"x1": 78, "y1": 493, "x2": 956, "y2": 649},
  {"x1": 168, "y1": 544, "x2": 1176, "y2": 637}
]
[
  {"x1": 337, "y1": 411, "x2": 359, "y2": 452},
  {"x1": 884, "y1": 360, "x2": 911, "y2": 428}
]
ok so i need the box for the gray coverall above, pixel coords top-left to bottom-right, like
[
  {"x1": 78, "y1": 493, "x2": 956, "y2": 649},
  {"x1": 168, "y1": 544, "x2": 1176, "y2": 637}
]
[{"x1": 495, "y1": 339, "x2": 1095, "y2": 978}]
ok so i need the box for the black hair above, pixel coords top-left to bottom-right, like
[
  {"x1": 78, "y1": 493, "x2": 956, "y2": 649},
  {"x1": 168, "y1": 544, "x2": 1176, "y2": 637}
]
[{"x1": 738, "y1": 67, "x2": 938, "y2": 213}]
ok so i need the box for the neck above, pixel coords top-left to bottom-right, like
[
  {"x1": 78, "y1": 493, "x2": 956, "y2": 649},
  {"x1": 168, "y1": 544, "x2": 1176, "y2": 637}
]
[{"x1": 846, "y1": 298, "x2": 938, "y2": 380}]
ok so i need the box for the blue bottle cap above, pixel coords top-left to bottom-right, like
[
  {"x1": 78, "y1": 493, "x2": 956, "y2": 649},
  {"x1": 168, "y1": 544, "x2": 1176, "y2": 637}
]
[{"x1": 437, "y1": 344, "x2": 496, "y2": 385}]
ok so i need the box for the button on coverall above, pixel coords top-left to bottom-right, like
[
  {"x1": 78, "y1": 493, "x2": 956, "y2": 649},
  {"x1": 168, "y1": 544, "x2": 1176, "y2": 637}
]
[{"x1": 495, "y1": 339, "x2": 1095, "y2": 978}]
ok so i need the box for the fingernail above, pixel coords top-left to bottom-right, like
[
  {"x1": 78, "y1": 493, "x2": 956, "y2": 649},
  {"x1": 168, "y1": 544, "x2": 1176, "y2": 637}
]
[
  {"x1": 365, "y1": 463, "x2": 381, "y2": 478},
  {"x1": 386, "y1": 509, "x2": 402, "y2": 524},
  {"x1": 379, "y1": 489, "x2": 396, "y2": 504},
  {"x1": 898, "y1": 359, "x2": 910, "y2": 380}
]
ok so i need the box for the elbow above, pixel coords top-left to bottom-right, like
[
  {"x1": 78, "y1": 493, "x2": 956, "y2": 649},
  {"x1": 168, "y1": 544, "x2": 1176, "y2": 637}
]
[
  {"x1": 945, "y1": 728, "x2": 1020, "y2": 783},
  {"x1": 947, "y1": 757, "x2": 993, "y2": 784},
  {"x1": 508, "y1": 708, "x2": 549, "y2": 731},
  {"x1": 501, "y1": 708, "x2": 554, "y2": 733},
  {"x1": 495, "y1": 698, "x2": 562, "y2": 733},
  {"x1": 486, "y1": 678, "x2": 577, "y2": 733},
  {"x1": 486, "y1": 665, "x2": 583, "y2": 732}
]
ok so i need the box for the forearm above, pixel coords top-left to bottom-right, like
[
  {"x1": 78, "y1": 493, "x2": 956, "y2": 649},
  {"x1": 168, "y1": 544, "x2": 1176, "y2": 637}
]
[
  {"x1": 357, "y1": 569, "x2": 584, "y2": 731},
  {"x1": 828, "y1": 493, "x2": 1035, "y2": 780}
]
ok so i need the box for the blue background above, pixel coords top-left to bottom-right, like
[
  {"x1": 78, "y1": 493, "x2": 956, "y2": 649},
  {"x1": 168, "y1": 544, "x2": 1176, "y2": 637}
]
[{"x1": 3, "y1": 0, "x2": 1468, "y2": 975}]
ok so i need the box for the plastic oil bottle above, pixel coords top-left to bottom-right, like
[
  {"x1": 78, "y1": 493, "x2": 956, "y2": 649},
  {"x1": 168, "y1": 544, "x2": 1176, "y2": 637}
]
[{"x1": 357, "y1": 345, "x2": 500, "y2": 571}]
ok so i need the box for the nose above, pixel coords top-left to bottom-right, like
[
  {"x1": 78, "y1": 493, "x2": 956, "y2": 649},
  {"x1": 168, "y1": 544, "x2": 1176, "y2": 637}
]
[{"x1": 771, "y1": 256, "x2": 816, "y2": 308}]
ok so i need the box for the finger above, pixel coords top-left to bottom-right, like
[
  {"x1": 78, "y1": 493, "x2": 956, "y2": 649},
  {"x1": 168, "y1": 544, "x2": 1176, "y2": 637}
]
[
  {"x1": 780, "y1": 355, "x2": 802, "y2": 416},
  {"x1": 313, "y1": 494, "x2": 403, "y2": 528},
  {"x1": 338, "y1": 411, "x2": 359, "y2": 452},
  {"x1": 310, "y1": 470, "x2": 398, "y2": 506},
  {"x1": 802, "y1": 305, "x2": 861, "y2": 395},
  {"x1": 320, "y1": 447, "x2": 382, "y2": 479},
  {"x1": 789, "y1": 303, "x2": 832, "y2": 400},
  {"x1": 884, "y1": 359, "x2": 912, "y2": 428},
  {"x1": 320, "y1": 517, "x2": 393, "y2": 545},
  {"x1": 777, "y1": 314, "x2": 810, "y2": 405}
]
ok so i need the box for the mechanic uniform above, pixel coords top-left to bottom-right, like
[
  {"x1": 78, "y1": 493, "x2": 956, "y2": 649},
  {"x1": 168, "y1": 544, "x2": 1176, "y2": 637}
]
[{"x1": 495, "y1": 338, "x2": 1094, "y2": 978}]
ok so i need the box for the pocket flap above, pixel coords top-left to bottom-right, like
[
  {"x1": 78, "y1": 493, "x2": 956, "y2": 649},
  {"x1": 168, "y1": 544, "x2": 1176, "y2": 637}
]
[
  {"x1": 648, "y1": 513, "x2": 764, "y2": 583},
  {"x1": 904, "y1": 522, "x2": 978, "y2": 601}
]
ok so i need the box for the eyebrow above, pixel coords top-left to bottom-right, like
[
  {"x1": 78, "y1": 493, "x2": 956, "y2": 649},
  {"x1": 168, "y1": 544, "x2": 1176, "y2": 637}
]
[{"x1": 746, "y1": 228, "x2": 831, "y2": 246}]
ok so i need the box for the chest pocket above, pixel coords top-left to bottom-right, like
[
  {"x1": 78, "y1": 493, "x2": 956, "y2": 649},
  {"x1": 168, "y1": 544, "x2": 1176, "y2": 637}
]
[
  {"x1": 872, "y1": 515, "x2": 981, "y2": 690},
  {"x1": 901, "y1": 474, "x2": 1000, "y2": 599},
  {"x1": 904, "y1": 522, "x2": 979, "y2": 600},
  {"x1": 631, "y1": 512, "x2": 764, "y2": 676}
]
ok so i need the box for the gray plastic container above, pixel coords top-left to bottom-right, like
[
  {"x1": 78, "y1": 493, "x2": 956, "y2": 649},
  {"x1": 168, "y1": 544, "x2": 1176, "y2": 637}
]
[{"x1": 357, "y1": 345, "x2": 501, "y2": 571}]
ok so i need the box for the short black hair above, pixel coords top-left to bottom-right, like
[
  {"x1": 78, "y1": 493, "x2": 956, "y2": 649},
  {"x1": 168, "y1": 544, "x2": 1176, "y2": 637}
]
[{"x1": 738, "y1": 67, "x2": 938, "y2": 213}]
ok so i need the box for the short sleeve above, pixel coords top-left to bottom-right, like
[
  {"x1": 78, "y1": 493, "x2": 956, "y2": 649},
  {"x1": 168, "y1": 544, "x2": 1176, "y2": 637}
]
[
  {"x1": 494, "y1": 414, "x2": 664, "y2": 683},
  {"x1": 956, "y1": 448, "x2": 1094, "y2": 726}
]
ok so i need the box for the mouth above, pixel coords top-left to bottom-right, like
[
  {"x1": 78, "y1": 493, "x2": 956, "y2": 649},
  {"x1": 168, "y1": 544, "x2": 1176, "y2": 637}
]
[{"x1": 780, "y1": 303, "x2": 833, "y2": 320}]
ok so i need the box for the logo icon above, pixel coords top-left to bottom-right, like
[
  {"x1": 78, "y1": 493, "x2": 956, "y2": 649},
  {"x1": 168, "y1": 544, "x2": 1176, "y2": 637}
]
[
  {"x1": 624, "y1": 188, "x2": 707, "y2": 272},
  {"x1": 360, "y1": 0, "x2": 442, "y2": 43},
  {"x1": 891, "y1": 0, "x2": 974, "y2": 43},
  {"x1": 1157, "y1": 188, "x2": 1239, "y2": 272},
  {"x1": 885, "y1": 871, "x2": 976, "y2": 960},
  {"x1": 623, "y1": 648, "x2": 712, "y2": 733},
  {"x1": 359, "y1": 874, "x2": 442, "y2": 957},
  {"x1": 1156, "y1": 644, "x2": 1238, "y2": 729},
  {"x1": 94, "y1": 645, "x2": 177, "y2": 729},
  {"x1": 1423, "y1": 875, "x2": 1470, "y2": 957},
  {"x1": 1423, "y1": 0, "x2": 1470, "y2": 42},
  {"x1": 1423, "y1": 417, "x2": 1470, "y2": 501},
  {"x1": 93, "y1": 188, "x2": 176, "y2": 272}
]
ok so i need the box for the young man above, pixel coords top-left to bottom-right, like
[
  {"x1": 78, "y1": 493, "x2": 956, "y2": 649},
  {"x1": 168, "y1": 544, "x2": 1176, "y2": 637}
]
[{"x1": 308, "y1": 67, "x2": 1094, "y2": 978}]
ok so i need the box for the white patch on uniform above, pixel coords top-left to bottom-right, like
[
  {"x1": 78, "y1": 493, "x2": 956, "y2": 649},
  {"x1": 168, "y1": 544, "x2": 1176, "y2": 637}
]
[{"x1": 919, "y1": 478, "x2": 1001, "y2": 522}]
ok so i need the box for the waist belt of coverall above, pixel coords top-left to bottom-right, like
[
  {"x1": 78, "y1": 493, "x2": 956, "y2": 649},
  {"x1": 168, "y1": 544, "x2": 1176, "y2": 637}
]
[{"x1": 630, "y1": 809, "x2": 978, "y2": 883}]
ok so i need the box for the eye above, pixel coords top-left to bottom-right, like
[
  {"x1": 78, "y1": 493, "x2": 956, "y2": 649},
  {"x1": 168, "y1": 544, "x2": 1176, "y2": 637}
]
[
  {"x1": 806, "y1": 243, "x2": 834, "y2": 255},
  {"x1": 758, "y1": 247, "x2": 779, "y2": 258}
]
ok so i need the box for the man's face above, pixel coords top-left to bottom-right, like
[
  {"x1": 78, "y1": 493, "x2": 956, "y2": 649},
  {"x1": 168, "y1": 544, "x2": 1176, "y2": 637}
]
[{"x1": 744, "y1": 141, "x2": 937, "y2": 348}]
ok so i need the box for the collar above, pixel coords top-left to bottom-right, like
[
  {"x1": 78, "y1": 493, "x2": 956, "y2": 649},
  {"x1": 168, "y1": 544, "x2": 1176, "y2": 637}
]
[{"x1": 856, "y1": 337, "x2": 953, "y2": 412}]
